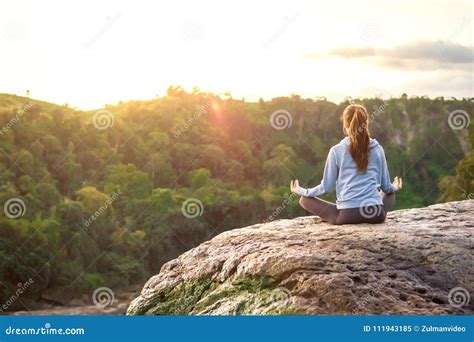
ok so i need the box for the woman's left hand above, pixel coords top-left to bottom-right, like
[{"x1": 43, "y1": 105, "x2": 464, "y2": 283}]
[
  {"x1": 290, "y1": 180, "x2": 300, "y2": 194},
  {"x1": 392, "y1": 176, "x2": 403, "y2": 191}
]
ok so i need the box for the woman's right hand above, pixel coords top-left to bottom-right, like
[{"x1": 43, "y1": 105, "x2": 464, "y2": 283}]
[
  {"x1": 290, "y1": 180, "x2": 300, "y2": 194},
  {"x1": 392, "y1": 176, "x2": 403, "y2": 191}
]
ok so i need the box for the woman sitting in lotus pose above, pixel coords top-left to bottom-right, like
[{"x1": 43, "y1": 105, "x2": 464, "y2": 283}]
[{"x1": 290, "y1": 104, "x2": 402, "y2": 225}]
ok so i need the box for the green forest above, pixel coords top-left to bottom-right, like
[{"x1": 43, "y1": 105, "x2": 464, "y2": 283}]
[{"x1": 0, "y1": 88, "x2": 472, "y2": 310}]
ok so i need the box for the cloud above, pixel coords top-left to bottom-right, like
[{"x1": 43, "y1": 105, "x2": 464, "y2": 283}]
[
  {"x1": 390, "y1": 41, "x2": 473, "y2": 63},
  {"x1": 307, "y1": 41, "x2": 474, "y2": 70}
]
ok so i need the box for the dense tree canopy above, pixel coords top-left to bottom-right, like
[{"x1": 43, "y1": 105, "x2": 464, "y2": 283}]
[{"x1": 0, "y1": 89, "x2": 471, "y2": 310}]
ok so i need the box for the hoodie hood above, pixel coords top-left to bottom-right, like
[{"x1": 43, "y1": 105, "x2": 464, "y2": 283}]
[{"x1": 340, "y1": 136, "x2": 380, "y2": 149}]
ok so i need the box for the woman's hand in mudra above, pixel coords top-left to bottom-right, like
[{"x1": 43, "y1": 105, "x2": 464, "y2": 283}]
[
  {"x1": 290, "y1": 180, "x2": 300, "y2": 194},
  {"x1": 392, "y1": 176, "x2": 403, "y2": 191}
]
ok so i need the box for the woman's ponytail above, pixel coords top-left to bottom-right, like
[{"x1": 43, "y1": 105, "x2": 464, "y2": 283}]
[{"x1": 343, "y1": 104, "x2": 370, "y2": 172}]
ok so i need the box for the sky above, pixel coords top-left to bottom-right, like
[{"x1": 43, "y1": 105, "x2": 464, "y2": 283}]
[{"x1": 1, "y1": 0, "x2": 473, "y2": 109}]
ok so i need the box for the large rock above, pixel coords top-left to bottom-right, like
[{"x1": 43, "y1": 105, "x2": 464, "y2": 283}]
[{"x1": 127, "y1": 200, "x2": 474, "y2": 315}]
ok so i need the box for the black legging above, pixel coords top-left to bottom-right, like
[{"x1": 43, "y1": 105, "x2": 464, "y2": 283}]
[{"x1": 299, "y1": 192, "x2": 395, "y2": 225}]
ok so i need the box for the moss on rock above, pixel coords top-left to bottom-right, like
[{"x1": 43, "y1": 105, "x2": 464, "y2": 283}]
[{"x1": 131, "y1": 275, "x2": 305, "y2": 315}]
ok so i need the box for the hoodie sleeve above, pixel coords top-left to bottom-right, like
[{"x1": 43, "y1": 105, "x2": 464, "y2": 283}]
[
  {"x1": 379, "y1": 146, "x2": 397, "y2": 193},
  {"x1": 297, "y1": 147, "x2": 338, "y2": 197}
]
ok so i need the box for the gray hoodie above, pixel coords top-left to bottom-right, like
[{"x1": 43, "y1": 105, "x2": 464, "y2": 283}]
[{"x1": 297, "y1": 137, "x2": 397, "y2": 209}]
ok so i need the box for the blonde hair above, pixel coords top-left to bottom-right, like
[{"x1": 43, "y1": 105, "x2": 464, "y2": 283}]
[{"x1": 343, "y1": 104, "x2": 370, "y2": 173}]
